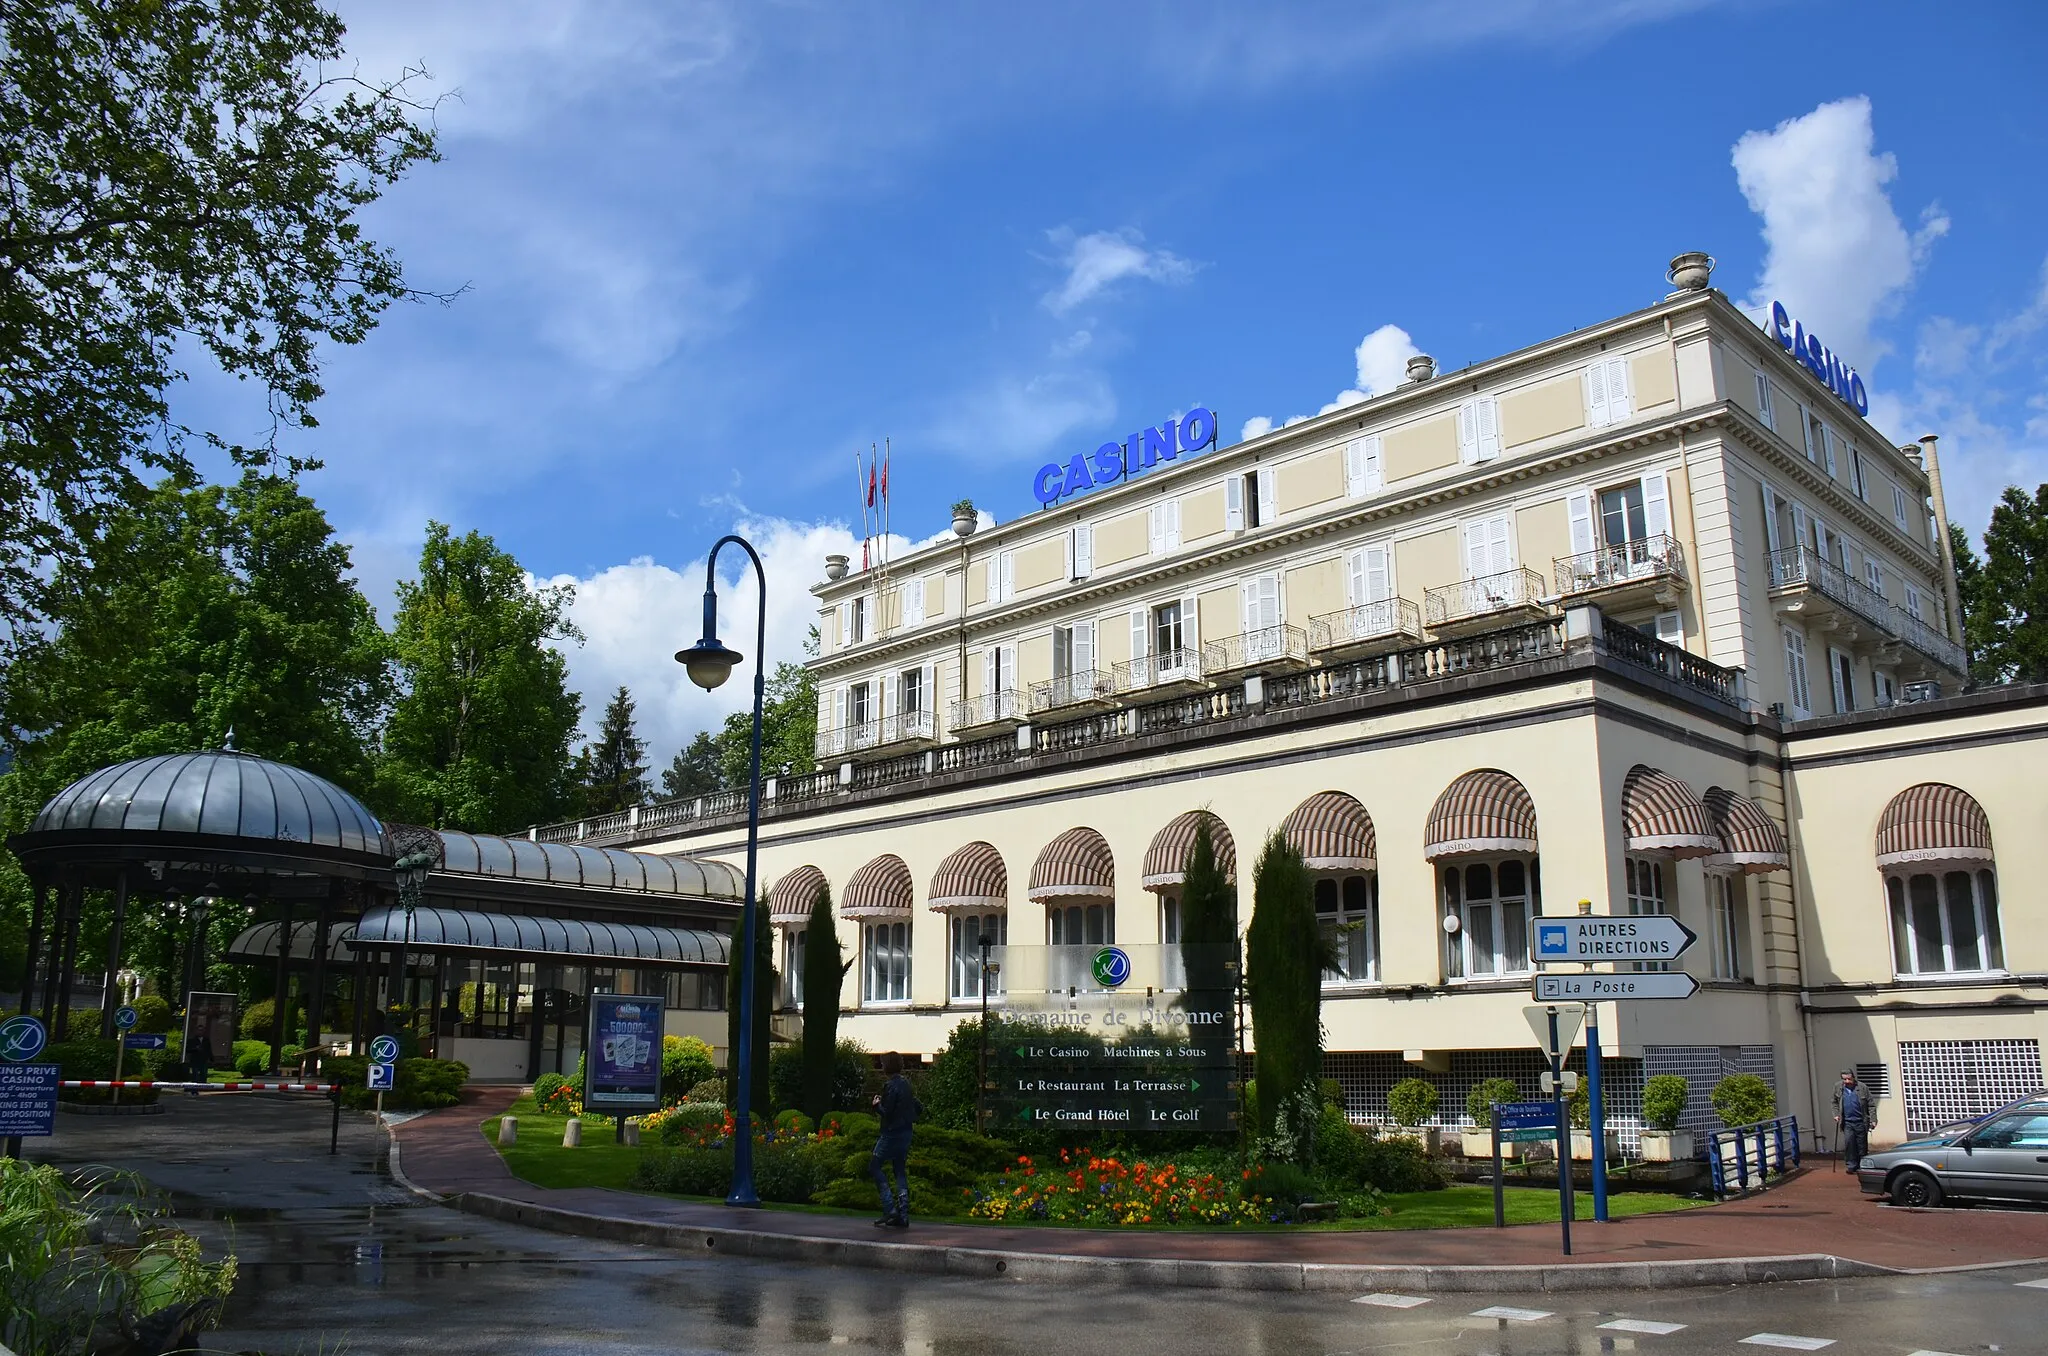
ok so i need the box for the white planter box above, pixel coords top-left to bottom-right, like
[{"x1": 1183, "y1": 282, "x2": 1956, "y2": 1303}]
[
  {"x1": 1639, "y1": 1129, "x2": 1694, "y2": 1162},
  {"x1": 1571, "y1": 1129, "x2": 1621, "y2": 1161},
  {"x1": 1388, "y1": 1126, "x2": 1441, "y2": 1154},
  {"x1": 1462, "y1": 1129, "x2": 1522, "y2": 1161}
]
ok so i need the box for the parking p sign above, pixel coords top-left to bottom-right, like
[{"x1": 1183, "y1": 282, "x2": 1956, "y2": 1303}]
[{"x1": 367, "y1": 1061, "x2": 395, "y2": 1091}]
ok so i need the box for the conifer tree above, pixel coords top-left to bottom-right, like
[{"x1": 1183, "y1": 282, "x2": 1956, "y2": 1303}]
[
  {"x1": 581, "y1": 685, "x2": 650, "y2": 813},
  {"x1": 800, "y1": 884, "x2": 850, "y2": 1122},
  {"x1": 1246, "y1": 831, "x2": 1321, "y2": 1163}
]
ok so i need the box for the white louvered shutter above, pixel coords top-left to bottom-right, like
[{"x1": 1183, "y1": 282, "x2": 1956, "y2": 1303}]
[
  {"x1": 1000, "y1": 644, "x2": 1016, "y2": 693},
  {"x1": 1165, "y1": 499, "x2": 1182, "y2": 550},
  {"x1": 838, "y1": 601, "x2": 852, "y2": 646},
  {"x1": 998, "y1": 551, "x2": 1014, "y2": 602},
  {"x1": 1255, "y1": 469, "x2": 1276, "y2": 522},
  {"x1": 1148, "y1": 504, "x2": 1166, "y2": 556},
  {"x1": 1344, "y1": 438, "x2": 1373, "y2": 496},
  {"x1": 1345, "y1": 551, "x2": 1366, "y2": 608},
  {"x1": 1224, "y1": 476, "x2": 1244, "y2": 532},
  {"x1": 904, "y1": 578, "x2": 924, "y2": 628},
  {"x1": 1463, "y1": 521, "x2": 1489, "y2": 578},
  {"x1": 981, "y1": 648, "x2": 995, "y2": 699},
  {"x1": 1364, "y1": 544, "x2": 1391, "y2": 604},
  {"x1": 883, "y1": 672, "x2": 898, "y2": 723},
  {"x1": 1761, "y1": 482, "x2": 1782, "y2": 555},
  {"x1": 1585, "y1": 363, "x2": 1610, "y2": 427},
  {"x1": 1567, "y1": 490, "x2": 1595, "y2": 556},
  {"x1": 1475, "y1": 398, "x2": 1500, "y2": 461},
  {"x1": 1754, "y1": 373, "x2": 1775, "y2": 429},
  {"x1": 1073, "y1": 524, "x2": 1093, "y2": 579},
  {"x1": 1821, "y1": 426, "x2": 1837, "y2": 477},
  {"x1": 1464, "y1": 515, "x2": 1511, "y2": 576},
  {"x1": 1130, "y1": 609, "x2": 1149, "y2": 661},
  {"x1": 1180, "y1": 593, "x2": 1198, "y2": 653},
  {"x1": 1605, "y1": 357, "x2": 1631, "y2": 423},
  {"x1": 1458, "y1": 401, "x2": 1477, "y2": 463},
  {"x1": 1641, "y1": 472, "x2": 1670, "y2": 539},
  {"x1": 1865, "y1": 558, "x2": 1884, "y2": 597},
  {"x1": 834, "y1": 686, "x2": 847, "y2": 732},
  {"x1": 1799, "y1": 405, "x2": 1815, "y2": 461},
  {"x1": 1791, "y1": 503, "x2": 1809, "y2": 558},
  {"x1": 1073, "y1": 620, "x2": 1094, "y2": 675},
  {"x1": 922, "y1": 663, "x2": 936, "y2": 723}
]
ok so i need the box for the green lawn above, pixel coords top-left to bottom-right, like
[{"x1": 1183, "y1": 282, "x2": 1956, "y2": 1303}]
[{"x1": 482, "y1": 1105, "x2": 1708, "y2": 1231}]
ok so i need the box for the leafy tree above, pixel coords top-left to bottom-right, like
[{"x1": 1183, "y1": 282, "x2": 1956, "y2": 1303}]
[
  {"x1": 713, "y1": 660, "x2": 819, "y2": 788},
  {"x1": 724, "y1": 899, "x2": 776, "y2": 1117},
  {"x1": 1246, "y1": 832, "x2": 1321, "y2": 1164},
  {"x1": 0, "y1": 0, "x2": 440, "y2": 646},
  {"x1": 661, "y1": 732, "x2": 723, "y2": 799},
  {"x1": 579, "y1": 686, "x2": 649, "y2": 814},
  {"x1": 800, "y1": 883, "x2": 851, "y2": 1123},
  {"x1": 1954, "y1": 491, "x2": 2048, "y2": 684},
  {"x1": 379, "y1": 524, "x2": 583, "y2": 832}
]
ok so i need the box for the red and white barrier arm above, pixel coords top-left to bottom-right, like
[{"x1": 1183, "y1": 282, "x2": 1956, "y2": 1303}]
[{"x1": 59, "y1": 1080, "x2": 339, "y2": 1092}]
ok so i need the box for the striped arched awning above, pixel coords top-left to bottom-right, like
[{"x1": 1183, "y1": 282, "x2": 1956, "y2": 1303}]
[
  {"x1": 769, "y1": 864, "x2": 828, "y2": 925},
  {"x1": 1424, "y1": 770, "x2": 1537, "y2": 861},
  {"x1": 1141, "y1": 811, "x2": 1236, "y2": 892},
  {"x1": 1702, "y1": 788, "x2": 1791, "y2": 874},
  {"x1": 1280, "y1": 792, "x2": 1376, "y2": 872},
  {"x1": 1621, "y1": 766, "x2": 1719, "y2": 859},
  {"x1": 841, "y1": 854, "x2": 914, "y2": 919},
  {"x1": 929, "y1": 841, "x2": 1008, "y2": 913},
  {"x1": 1876, "y1": 783, "x2": 1994, "y2": 868},
  {"x1": 1028, "y1": 827, "x2": 1115, "y2": 904}
]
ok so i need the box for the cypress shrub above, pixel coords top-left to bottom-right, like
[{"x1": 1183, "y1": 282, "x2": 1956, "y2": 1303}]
[
  {"x1": 800, "y1": 883, "x2": 851, "y2": 1122},
  {"x1": 1178, "y1": 816, "x2": 1238, "y2": 1000},
  {"x1": 1246, "y1": 831, "x2": 1321, "y2": 1164}
]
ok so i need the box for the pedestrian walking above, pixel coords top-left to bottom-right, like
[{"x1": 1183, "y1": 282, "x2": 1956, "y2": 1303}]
[
  {"x1": 871, "y1": 1051, "x2": 922, "y2": 1229},
  {"x1": 1834, "y1": 1071, "x2": 1873, "y2": 1171}
]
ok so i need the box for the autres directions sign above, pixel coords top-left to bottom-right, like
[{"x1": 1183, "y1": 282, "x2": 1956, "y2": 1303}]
[{"x1": 1534, "y1": 916, "x2": 1695, "y2": 964}]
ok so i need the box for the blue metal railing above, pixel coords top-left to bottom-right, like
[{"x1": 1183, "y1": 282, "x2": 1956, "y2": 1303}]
[{"x1": 1707, "y1": 1115, "x2": 1801, "y2": 1197}]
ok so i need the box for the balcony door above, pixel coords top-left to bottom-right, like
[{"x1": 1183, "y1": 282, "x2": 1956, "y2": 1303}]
[
  {"x1": 1241, "y1": 573, "x2": 1282, "y2": 660},
  {"x1": 1461, "y1": 515, "x2": 1513, "y2": 612}
]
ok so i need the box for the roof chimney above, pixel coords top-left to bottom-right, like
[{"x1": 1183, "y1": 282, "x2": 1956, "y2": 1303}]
[
  {"x1": 1899, "y1": 443, "x2": 1923, "y2": 467},
  {"x1": 1404, "y1": 354, "x2": 1436, "y2": 384},
  {"x1": 1666, "y1": 251, "x2": 1715, "y2": 295}
]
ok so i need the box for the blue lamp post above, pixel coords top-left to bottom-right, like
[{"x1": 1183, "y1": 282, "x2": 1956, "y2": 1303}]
[{"x1": 674, "y1": 534, "x2": 767, "y2": 1208}]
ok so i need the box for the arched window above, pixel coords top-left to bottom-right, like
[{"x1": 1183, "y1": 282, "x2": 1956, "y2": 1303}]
[
  {"x1": 930, "y1": 842, "x2": 1007, "y2": 1002},
  {"x1": 768, "y1": 864, "x2": 828, "y2": 1009},
  {"x1": 1426, "y1": 770, "x2": 1540, "y2": 980},
  {"x1": 1876, "y1": 784, "x2": 2003, "y2": 978},
  {"x1": 1143, "y1": 811, "x2": 1235, "y2": 991},
  {"x1": 1281, "y1": 792, "x2": 1379, "y2": 986},
  {"x1": 1620, "y1": 766, "x2": 1717, "y2": 975},
  {"x1": 843, "y1": 854, "x2": 914, "y2": 1006},
  {"x1": 1029, "y1": 827, "x2": 1116, "y2": 992}
]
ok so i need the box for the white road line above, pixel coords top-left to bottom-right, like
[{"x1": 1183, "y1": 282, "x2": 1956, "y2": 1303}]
[
  {"x1": 1738, "y1": 1337, "x2": 1835, "y2": 1352},
  {"x1": 2017, "y1": 1278, "x2": 2048, "y2": 1289},
  {"x1": 1469, "y1": 1305, "x2": 1552, "y2": 1321},
  {"x1": 1351, "y1": 1293, "x2": 1430, "y2": 1308},
  {"x1": 1906, "y1": 1350, "x2": 1972, "y2": 1356},
  {"x1": 1598, "y1": 1319, "x2": 1687, "y2": 1335}
]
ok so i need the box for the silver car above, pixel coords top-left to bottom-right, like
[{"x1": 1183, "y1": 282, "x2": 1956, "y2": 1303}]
[{"x1": 1859, "y1": 1104, "x2": 2048, "y2": 1207}]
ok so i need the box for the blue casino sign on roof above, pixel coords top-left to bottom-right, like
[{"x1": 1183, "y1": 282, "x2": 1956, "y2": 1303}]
[
  {"x1": 1767, "y1": 301, "x2": 1868, "y2": 417},
  {"x1": 1032, "y1": 407, "x2": 1218, "y2": 507}
]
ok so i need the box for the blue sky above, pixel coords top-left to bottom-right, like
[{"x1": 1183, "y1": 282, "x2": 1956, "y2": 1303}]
[{"x1": 184, "y1": 1, "x2": 2048, "y2": 760}]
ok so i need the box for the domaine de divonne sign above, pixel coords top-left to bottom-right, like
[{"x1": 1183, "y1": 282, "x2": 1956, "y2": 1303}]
[
  {"x1": 1767, "y1": 301, "x2": 1869, "y2": 417},
  {"x1": 1032, "y1": 406, "x2": 1218, "y2": 507}
]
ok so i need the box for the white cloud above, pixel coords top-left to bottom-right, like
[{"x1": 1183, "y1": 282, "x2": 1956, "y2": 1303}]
[
  {"x1": 1239, "y1": 415, "x2": 1273, "y2": 441},
  {"x1": 924, "y1": 369, "x2": 1116, "y2": 467},
  {"x1": 1041, "y1": 228, "x2": 1197, "y2": 314},
  {"x1": 1731, "y1": 96, "x2": 1941, "y2": 371},
  {"x1": 1243, "y1": 323, "x2": 1421, "y2": 436}
]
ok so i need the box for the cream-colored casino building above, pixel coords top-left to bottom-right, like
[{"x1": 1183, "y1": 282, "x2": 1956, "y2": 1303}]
[{"x1": 538, "y1": 255, "x2": 2046, "y2": 1153}]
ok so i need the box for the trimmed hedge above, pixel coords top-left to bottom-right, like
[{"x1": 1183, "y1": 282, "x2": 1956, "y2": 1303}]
[{"x1": 326, "y1": 1056, "x2": 469, "y2": 1110}]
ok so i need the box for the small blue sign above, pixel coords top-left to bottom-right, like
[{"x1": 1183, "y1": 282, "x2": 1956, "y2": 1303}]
[
  {"x1": 1495, "y1": 1099, "x2": 1556, "y2": 1129},
  {"x1": 123, "y1": 1033, "x2": 168, "y2": 1051},
  {"x1": 0, "y1": 1062, "x2": 58, "y2": 1137},
  {"x1": 0, "y1": 1014, "x2": 47, "y2": 1064},
  {"x1": 114, "y1": 1005, "x2": 138, "y2": 1031},
  {"x1": 367, "y1": 1061, "x2": 395, "y2": 1091},
  {"x1": 1536, "y1": 922, "x2": 1570, "y2": 959},
  {"x1": 368, "y1": 1035, "x2": 400, "y2": 1066}
]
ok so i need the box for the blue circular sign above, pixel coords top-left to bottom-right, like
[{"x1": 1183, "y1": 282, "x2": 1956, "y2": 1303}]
[
  {"x1": 1091, "y1": 945, "x2": 1132, "y2": 989},
  {"x1": 115, "y1": 1004, "x2": 138, "y2": 1031},
  {"x1": 369, "y1": 1035, "x2": 401, "y2": 1065},
  {"x1": 0, "y1": 1014, "x2": 48, "y2": 1063}
]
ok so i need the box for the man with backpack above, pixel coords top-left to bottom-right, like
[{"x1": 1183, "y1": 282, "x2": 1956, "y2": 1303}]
[{"x1": 871, "y1": 1051, "x2": 922, "y2": 1229}]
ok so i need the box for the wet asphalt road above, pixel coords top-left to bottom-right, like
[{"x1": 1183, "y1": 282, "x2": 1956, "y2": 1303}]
[{"x1": 29, "y1": 1096, "x2": 2048, "y2": 1355}]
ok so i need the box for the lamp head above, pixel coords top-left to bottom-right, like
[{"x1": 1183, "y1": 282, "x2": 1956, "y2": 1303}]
[{"x1": 676, "y1": 636, "x2": 744, "y2": 691}]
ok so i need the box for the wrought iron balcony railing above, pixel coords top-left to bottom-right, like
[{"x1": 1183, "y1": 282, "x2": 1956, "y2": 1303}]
[
  {"x1": 813, "y1": 708, "x2": 936, "y2": 761},
  {"x1": 1028, "y1": 669, "x2": 1122, "y2": 713},
  {"x1": 1307, "y1": 598, "x2": 1425, "y2": 652},
  {"x1": 1204, "y1": 624, "x2": 1310, "y2": 674},
  {"x1": 1768, "y1": 546, "x2": 1965, "y2": 673},
  {"x1": 1113, "y1": 648, "x2": 1205, "y2": 691},
  {"x1": 950, "y1": 689, "x2": 1024, "y2": 730},
  {"x1": 1554, "y1": 534, "x2": 1687, "y2": 597},
  {"x1": 1423, "y1": 568, "x2": 1549, "y2": 627}
]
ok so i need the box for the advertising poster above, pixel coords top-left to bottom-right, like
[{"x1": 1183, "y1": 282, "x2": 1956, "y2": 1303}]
[
  {"x1": 183, "y1": 991, "x2": 238, "y2": 1073},
  {"x1": 584, "y1": 993, "x2": 663, "y2": 1113}
]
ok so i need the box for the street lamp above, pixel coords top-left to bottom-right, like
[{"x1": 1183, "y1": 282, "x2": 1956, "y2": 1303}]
[{"x1": 674, "y1": 533, "x2": 769, "y2": 1208}]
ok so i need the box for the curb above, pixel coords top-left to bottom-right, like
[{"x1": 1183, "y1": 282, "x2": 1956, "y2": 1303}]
[
  {"x1": 384, "y1": 1137, "x2": 447, "y2": 1205},
  {"x1": 443, "y1": 1189, "x2": 1902, "y2": 1293}
]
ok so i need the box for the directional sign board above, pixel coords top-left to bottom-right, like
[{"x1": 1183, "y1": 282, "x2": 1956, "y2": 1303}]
[
  {"x1": 114, "y1": 1005, "x2": 138, "y2": 1031},
  {"x1": 1534, "y1": 971, "x2": 1700, "y2": 1002},
  {"x1": 367, "y1": 1061, "x2": 395, "y2": 1091},
  {"x1": 368, "y1": 1035, "x2": 400, "y2": 1065},
  {"x1": 1496, "y1": 1099, "x2": 1555, "y2": 1130},
  {"x1": 122, "y1": 1033, "x2": 168, "y2": 1051},
  {"x1": 1523, "y1": 1004, "x2": 1585, "y2": 1059},
  {"x1": 1534, "y1": 915, "x2": 1695, "y2": 965},
  {"x1": 0, "y1": 1062, "x2": 57, "y2": 1137}
]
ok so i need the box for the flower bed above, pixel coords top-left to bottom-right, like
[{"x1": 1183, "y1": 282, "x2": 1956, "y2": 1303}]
[{"x1": 967, "y1": 1150, "x2": 1272, "y2": 1226}]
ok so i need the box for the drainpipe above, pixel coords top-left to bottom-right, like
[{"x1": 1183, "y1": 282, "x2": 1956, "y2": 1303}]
[
  {"x1": 955, "y1": 539, "x2": 971, "y2": 720},
  {"x1": 1918, "y1": 434, "x2": 1964, "y2": 645},
  {"x1": 1666, "y1": 317, "x2": 1704, "y2": 657}
]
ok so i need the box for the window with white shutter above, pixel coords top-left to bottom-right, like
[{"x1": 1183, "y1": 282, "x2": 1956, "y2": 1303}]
[
  {"x1": 1754, "y1": 372, "x2": 1776, "y2": 431},
  {"x1": 1820, "y1": 424, "x2": 1838, "y2": 477},
  {"x1": 1463, "y1": 515, "x2": 1513, "y2": 577},
  {"x1": 1891, "y1": 481, "x2": 1909, "y2": 531},
  {"x1": 980, "y1": 648, "x2": 996, "y2": 698},
  {"x1": 1073, "y1": 619, "x2": 1094, "y2": 676},
  {"x1": 1458, "y1": 397, "x2": 1501, "y2": 463},
  {"x1": 1345, "y1": 436, "x2": 1383, "y2": 497},
  {"x1": 1905, "y1": 583, "x2": 1924, "y2": 622},
  {"x1": 1241, "y1": 574, "x2": 1281, "y2": 658},
  {"x1": 1850, "y1": 445, "x2": 1868, "y2": 500},
  {"x1": 1224, "y1": 476, "x2": 1244, "y2": 532},
  {"x1": 1642, "y1": 472, "x2": 1671, "y2": 541},
  {"x1": 1070, "y1": 524, "x2": 1093, "y2": 580},
  {"x1": 1783, "y1": 627, "x2": 1811, "y2": 716},
  {"x1": 1566, "y1": 490, "x2": 1595, "y2": 557},
  {"x1": 1253, "y1": 469, "x2": 1275, "y2": 526},
  {"x1": 1829, "y1": 646, "x2": 1854, "y2": 714},
  {"x1": 902, "y1": 577, "x2": 924, "y2": 628},
  {"x1": 1865, "y1": 558, "x2": 1884, "y2": 598},
  {"x1": 1129, "y1": 609, "x2": 1149, "y2": 662},
  {"x1": 1148, "y1": 504, "x2": 1167, "y2": 556},
  {"x1": 987, "y1": 550, "x2": 1013, "y2": 603},
  {"x1": 1585, "y1": 356, "x2": 1631, "y2": 428},
  {"x1": 1164, "y1": 499, "x2": 1181, "y2": 551}
]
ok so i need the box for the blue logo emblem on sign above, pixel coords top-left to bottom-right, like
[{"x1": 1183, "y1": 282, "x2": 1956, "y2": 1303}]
[
  {"x1": 115, "y1": 1005, "x2": 138, "y2": 1031},
  {"x1": 1091, "y1": 946, "x2": 1133, "y2": 989},
  {"x1": 1536, "y1": 923, "x2": 1570, "y2": 958},
  {"x1": 369, "y1": 1035, "x2": 401, "y2": 1065},
  {"x1": 0, "y1": 1015, "x2": 47, "y2": 1063}
]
